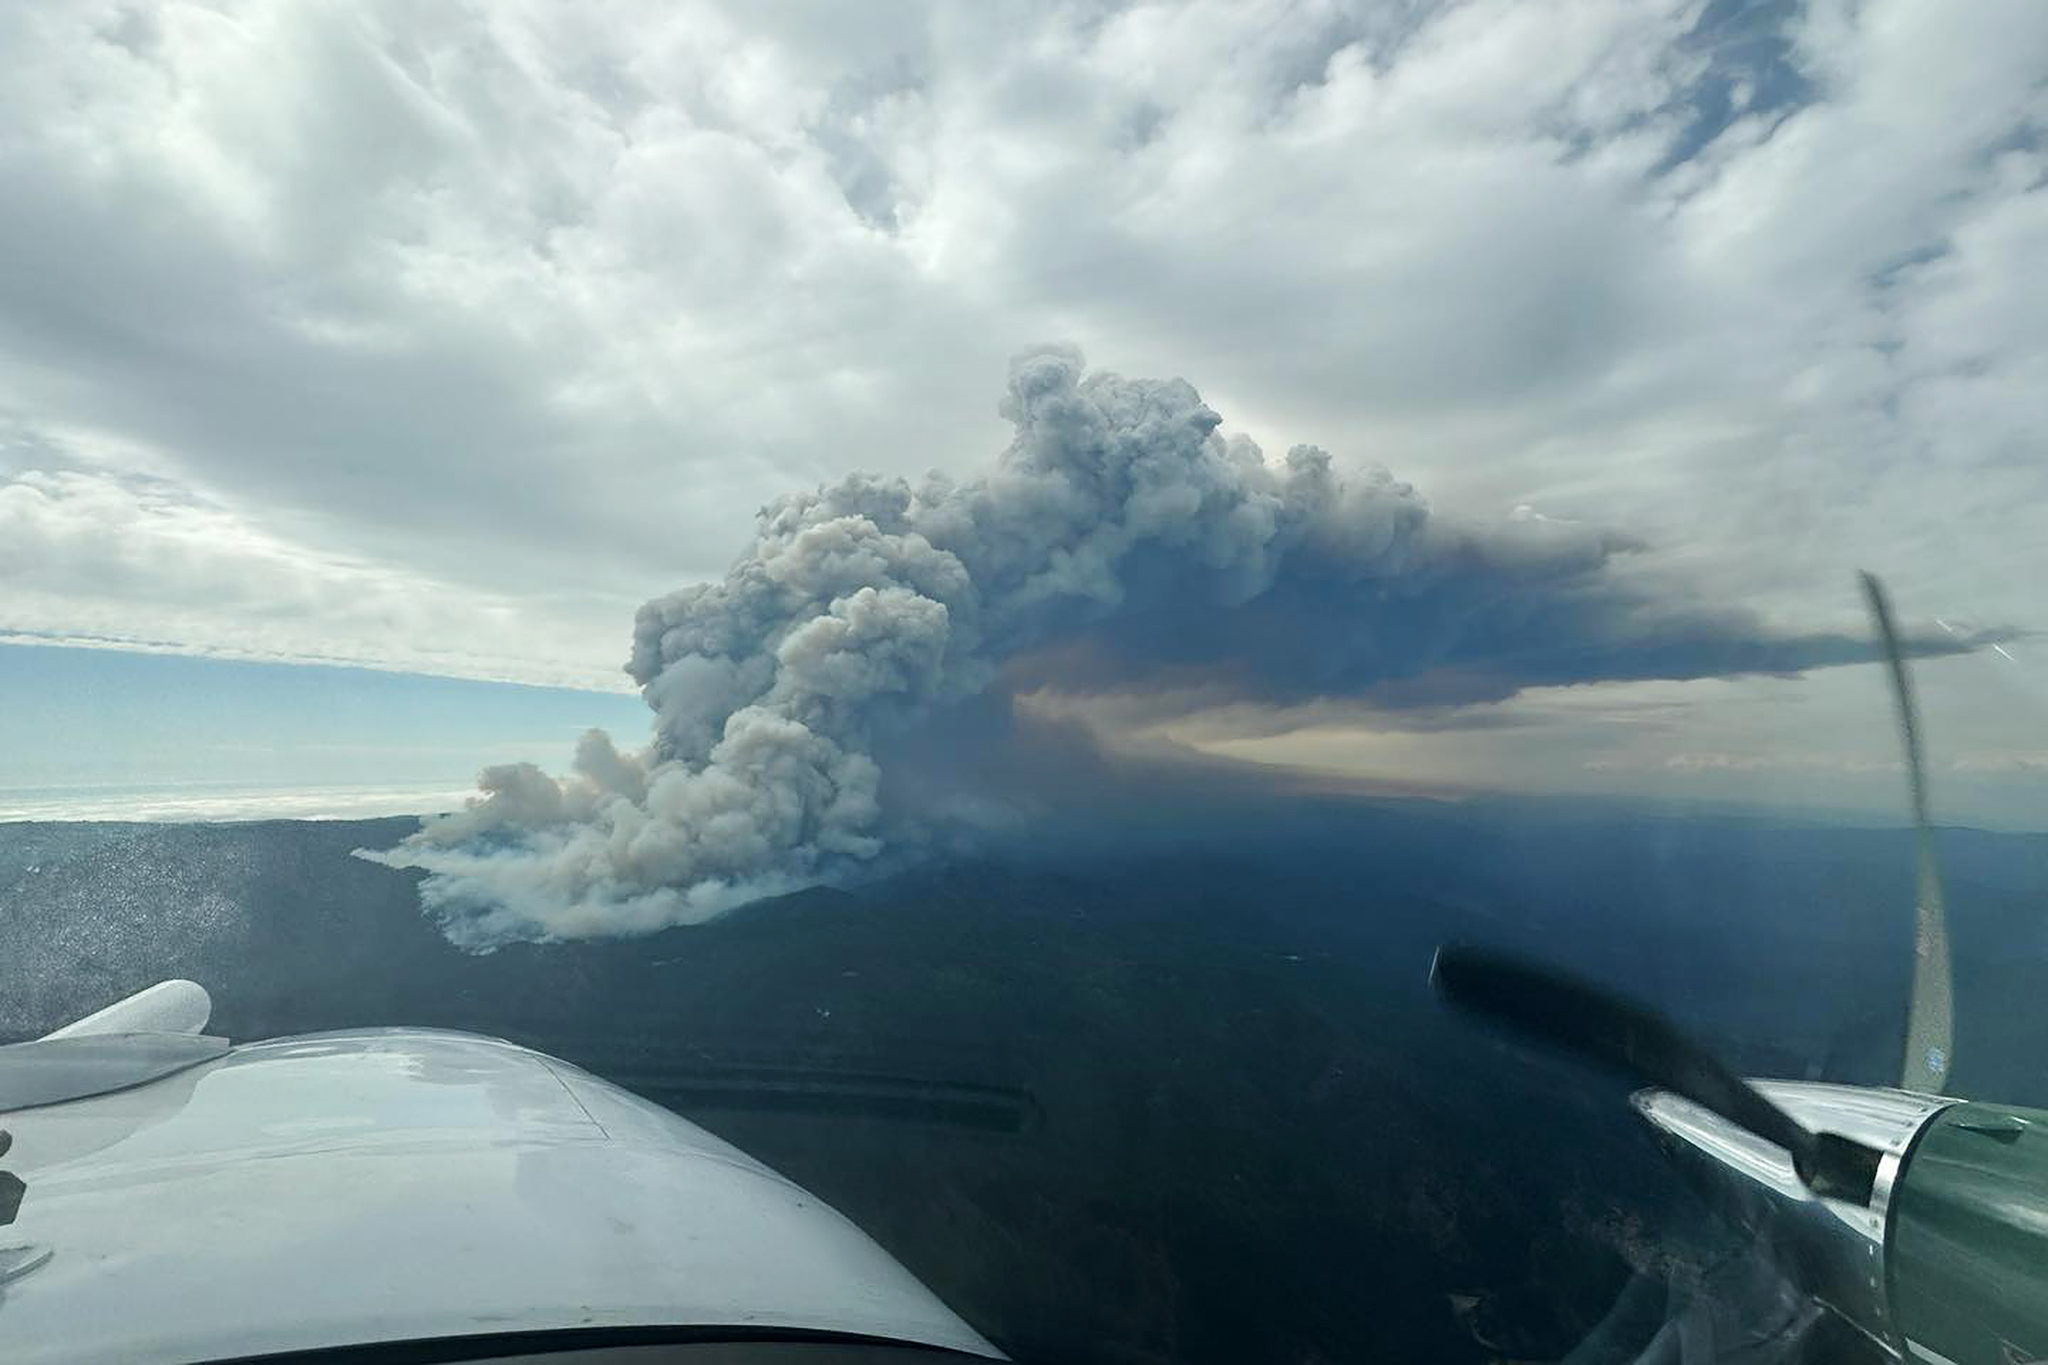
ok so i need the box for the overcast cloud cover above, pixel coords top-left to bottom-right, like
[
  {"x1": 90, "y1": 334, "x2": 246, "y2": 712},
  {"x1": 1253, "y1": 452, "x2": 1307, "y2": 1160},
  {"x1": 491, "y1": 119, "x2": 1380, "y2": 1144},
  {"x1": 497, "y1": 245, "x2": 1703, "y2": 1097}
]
[{"x1": 3, "y1": 0, "x2": 2045, "y2": 838}]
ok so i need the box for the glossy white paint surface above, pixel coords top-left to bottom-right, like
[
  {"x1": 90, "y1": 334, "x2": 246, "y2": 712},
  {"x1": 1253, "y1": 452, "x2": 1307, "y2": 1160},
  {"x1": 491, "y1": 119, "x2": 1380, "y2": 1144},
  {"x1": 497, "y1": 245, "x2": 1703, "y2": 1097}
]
[
  {"x1": 0, "y1": 1029, "x2": 1002, "y2": 1363},
  {"x1": 0, "y1": 1032, "x2": 229, "y2": 1111},
  {"x1": 41, "y1": 979, "x2": 213, "y2": 1040}
]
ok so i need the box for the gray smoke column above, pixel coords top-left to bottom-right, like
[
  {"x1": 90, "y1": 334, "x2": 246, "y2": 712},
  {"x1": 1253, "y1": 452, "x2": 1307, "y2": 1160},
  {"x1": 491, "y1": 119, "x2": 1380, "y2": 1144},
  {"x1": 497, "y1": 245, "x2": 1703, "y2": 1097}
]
[{"x1": 369, "y1": 346, "x2": 1908, "y2": 948}]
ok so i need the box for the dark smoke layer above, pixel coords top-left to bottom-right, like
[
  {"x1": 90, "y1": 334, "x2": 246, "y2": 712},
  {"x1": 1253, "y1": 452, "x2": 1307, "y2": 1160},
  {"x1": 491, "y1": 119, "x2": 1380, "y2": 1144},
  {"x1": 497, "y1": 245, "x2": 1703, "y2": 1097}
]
[{"x1": 367, "y1": 347, "x2": 1912, "y2": 948}]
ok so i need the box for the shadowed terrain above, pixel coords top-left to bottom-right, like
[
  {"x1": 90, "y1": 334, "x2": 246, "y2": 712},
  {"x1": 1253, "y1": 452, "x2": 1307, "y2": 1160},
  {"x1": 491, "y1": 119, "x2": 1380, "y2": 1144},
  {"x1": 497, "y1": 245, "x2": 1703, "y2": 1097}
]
[{"x1": 4, "y1": 797, "x2": 2046, "y2": 1362}]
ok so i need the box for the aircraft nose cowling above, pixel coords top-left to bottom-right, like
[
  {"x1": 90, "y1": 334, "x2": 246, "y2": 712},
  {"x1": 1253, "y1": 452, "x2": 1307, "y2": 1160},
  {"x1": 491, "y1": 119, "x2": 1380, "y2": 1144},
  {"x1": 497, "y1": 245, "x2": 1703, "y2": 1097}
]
[
  {"x1": 1886, "y1": 1100, "x2": 2048, "y2": 1365},
  {"x1": 1632, "y1": 1080, "x2": 1953, "y2": 1358}
]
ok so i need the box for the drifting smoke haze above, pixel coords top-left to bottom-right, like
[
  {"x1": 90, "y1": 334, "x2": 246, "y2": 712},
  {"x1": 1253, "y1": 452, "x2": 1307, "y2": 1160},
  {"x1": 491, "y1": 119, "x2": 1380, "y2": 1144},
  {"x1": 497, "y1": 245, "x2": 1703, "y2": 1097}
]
[{"x1": 370, "y1": 348, "x2": 1936, "y2": 949}]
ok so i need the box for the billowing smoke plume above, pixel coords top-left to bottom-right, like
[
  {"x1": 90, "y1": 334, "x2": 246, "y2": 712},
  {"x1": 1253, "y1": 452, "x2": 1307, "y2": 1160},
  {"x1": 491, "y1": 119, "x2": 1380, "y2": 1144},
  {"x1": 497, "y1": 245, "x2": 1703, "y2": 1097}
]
[{"x1": 370, "y1": 347, "x2": 1901, "y2": 948}]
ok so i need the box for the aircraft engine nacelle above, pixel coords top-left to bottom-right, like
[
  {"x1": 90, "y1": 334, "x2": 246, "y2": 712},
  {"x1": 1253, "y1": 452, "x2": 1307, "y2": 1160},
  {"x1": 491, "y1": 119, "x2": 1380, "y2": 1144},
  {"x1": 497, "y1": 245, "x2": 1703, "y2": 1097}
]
[{"x1": 1637, "y1": 1081, "x2": 2048, "y2": 1365}]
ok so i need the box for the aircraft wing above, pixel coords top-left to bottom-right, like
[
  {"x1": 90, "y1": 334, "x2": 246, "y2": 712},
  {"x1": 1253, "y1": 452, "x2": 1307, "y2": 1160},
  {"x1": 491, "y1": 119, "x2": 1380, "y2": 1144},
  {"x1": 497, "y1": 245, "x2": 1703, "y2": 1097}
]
[{"x1": 0, "y1": 1022, "x2": 1003, "y2": 1364}]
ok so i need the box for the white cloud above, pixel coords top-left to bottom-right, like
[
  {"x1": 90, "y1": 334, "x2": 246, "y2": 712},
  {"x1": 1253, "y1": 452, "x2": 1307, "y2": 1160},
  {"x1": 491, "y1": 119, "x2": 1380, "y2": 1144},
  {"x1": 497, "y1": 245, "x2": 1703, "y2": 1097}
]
[
  {"x1": 0, "y1": 456, "x2": 626, "y2": 686},
  {"x1": 0, "y1": 0, "x2": 2043, "y2": 813},
  {"x1": 0, "y1": 782, "x2": 474, "y2": 823}
]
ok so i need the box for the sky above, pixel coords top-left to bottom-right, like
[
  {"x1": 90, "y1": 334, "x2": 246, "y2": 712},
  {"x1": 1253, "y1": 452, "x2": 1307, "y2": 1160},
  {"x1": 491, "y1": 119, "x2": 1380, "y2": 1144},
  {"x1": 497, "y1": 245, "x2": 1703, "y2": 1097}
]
[
  {"x1": 1, "y1": 0, "x2": 2044, "y2": 828},
  {"x1": 0, "y1": 644, "x2": 643, "y2": 819}
]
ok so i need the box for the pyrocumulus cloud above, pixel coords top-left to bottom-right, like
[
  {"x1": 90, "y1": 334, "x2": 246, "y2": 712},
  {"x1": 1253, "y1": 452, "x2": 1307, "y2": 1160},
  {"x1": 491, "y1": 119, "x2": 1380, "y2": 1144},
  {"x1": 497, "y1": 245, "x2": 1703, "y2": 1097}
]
[{"x1": 368, "y1": 348, "x2": 1927, "y2": 948}]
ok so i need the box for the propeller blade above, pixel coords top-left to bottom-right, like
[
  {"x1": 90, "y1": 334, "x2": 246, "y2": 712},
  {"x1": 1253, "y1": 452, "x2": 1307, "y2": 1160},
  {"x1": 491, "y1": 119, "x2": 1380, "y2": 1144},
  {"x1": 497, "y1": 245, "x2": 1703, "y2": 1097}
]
[
  {"x1": 1431, "y1": 945, "x2": 1880, "y2": 1201},
  {"x1": 1858, "y1": 571, "x2": 1955, "y2": 1093}
]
